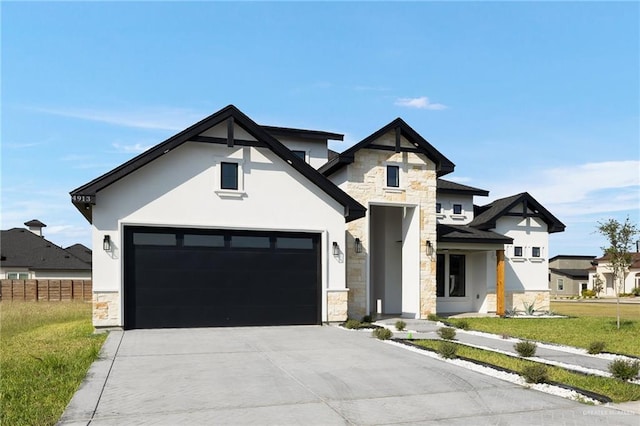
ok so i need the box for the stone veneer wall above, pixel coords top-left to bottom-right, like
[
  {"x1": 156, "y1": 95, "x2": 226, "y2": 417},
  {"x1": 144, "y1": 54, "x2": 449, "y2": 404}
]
[
  {"x1": 326, "y1": 290, "x2": 349, "y2": 322},
  {"x1": 93, "y1": 291, "x2": 120, "y2": 327},
  {"x1": 339, "y1": 139, "x2": 438, "y2": 319},
  {"x1": 485, "y1": 290, "x2": 550, "y2": 313}
]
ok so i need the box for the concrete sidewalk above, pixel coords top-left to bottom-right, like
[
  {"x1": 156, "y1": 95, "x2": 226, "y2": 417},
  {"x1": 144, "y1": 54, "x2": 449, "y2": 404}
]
[
  {"x1": 375, "y1": 318, "x2": 640, "y2": 416},
  {"x1": 58, "y1": 326, "x2": 639, "y2": 425}
]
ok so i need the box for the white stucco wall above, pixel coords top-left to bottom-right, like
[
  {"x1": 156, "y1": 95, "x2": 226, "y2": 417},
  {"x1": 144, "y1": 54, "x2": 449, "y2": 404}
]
[
  {"x1": 91, "y1": 138, "x2": 348, "y2": 326},
  {"x1": 494, "y1": 214, "x2": 549, "y2": 293},
  {"x1": 275, "y1": 137, "x2": 328, "y2": 170},
  {"x1": 0, "y1": 268, "x2": 91, "y2": 280},
  {"x1": 435, "y1": 194, "x2": 474, "y2": 225}
]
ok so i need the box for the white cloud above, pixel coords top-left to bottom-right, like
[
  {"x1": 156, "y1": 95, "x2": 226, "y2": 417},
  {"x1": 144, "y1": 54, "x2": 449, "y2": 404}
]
[
  {"x1": 33, "y1": 106, "x2": 206, "y2": 131},
  {"x1": 112, "y1": 142, "x2": 154, "y2": 154},
  {"x1": 483, "y1": 160, "x2": 640, "y2": 218},
  {"x1": 395, "y1": 96, "x2": 447, "y2": 110}
]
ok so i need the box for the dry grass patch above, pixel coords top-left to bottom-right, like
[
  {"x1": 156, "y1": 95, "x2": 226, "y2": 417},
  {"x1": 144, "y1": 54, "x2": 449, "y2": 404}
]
[{"x1": 0, "y1": 302, "x2": 106, "y2": 426}]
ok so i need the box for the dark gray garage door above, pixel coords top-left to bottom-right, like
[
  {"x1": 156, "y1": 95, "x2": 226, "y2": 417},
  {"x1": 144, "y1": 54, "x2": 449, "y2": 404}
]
[{"x1": 124, "y1": 227, "x2": 321, "y2": 329}]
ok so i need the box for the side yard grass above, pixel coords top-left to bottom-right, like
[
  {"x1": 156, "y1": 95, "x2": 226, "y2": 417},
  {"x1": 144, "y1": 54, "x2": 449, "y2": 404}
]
[
  {"x1": 414, "y1": 339, "x2": 640, "y2": 403},
  {"x1": 445, "y1": 302, "x2": 640, "y2": 357},
  {"x1": 0, "y1": 302, "x2": 106, "y2": 426}
]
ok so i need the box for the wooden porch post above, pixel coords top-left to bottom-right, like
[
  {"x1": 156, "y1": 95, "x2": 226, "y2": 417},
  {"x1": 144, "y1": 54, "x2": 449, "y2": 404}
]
[{"x1": 496, "y1": 250, "x2": 505, "y2": 316}]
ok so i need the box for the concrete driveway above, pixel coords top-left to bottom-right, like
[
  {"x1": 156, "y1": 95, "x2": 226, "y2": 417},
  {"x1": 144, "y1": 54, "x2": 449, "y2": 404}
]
[{"x1": 59, "y1": 326, "x2": 636, "y2": 425}]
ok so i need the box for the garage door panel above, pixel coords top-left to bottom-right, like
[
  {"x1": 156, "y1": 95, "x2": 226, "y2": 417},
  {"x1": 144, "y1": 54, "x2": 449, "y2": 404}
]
[{"x1": 124, "y1": 227, "x2": 320, "y2": 329}]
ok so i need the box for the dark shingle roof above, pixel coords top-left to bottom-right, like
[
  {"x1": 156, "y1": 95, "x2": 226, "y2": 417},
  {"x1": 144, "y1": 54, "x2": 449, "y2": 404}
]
[
  {"x1": 469, "y1": 192, "x2": 565, "y2": 234},
  {"x1": 319, "y1": 118, "x2": 455, "y2": 178},
  {"x1": 437, "y1": 179, "x2": 489, "y2": 196},
  {"x1": 65, "y1": 243, "x2": 92, "y2": 265},
  {"x1": 0, "y1": 228, "x2": 91, "y2": 271},
  {"x1": 437, "y1": 224, "x2": 514, "y2": 244},
  {"x1": 549, "y1": 268, "x2": 590, "y2": 279},
  {"x1": 593, "y1": 252, "x2": 640, "y2": 269}
]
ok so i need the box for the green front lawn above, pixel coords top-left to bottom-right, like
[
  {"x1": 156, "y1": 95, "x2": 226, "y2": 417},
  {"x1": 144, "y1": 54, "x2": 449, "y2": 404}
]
[
  {"x1": 446, "y1": 306, "x2": 640, "y2": 357},
  {"x1": 415, "y1": 340, "x2": 640, "y2": 403},
  {"x1": 0, "y1": 302, "x2": 106, "y2": 426}
]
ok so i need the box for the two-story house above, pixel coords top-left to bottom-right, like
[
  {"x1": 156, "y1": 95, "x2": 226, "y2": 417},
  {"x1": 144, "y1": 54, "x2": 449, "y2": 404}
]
[
  {"x1": 548, "y1": 255, "x2": 596, "y2": 297},
  {"x1": 70, "y1": 105, "x2": 564, "y2": 329}
]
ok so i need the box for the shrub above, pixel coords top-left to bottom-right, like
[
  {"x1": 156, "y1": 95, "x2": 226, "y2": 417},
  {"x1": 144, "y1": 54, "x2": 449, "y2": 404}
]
[
  {"x1": 438, "y1": 341, "x2": 458, "y2": 359},
  {"x1": 344, "y1": 319, "x2": 361, "y2": 329},
  {"x1": 521, "y1": 364, "x2": 549, "y2": 384},
  {"x1": 437, "y1": 327, "x2": 456, "y2": 340},
  {"x1": 372, "y1": 327, "x2": 392, "y2": 340},
  {"x1": 608, "y1": 359, "x2": 640, "y2": 381},
  {"x1": 504, "y1": 307, "x2": 518, "y2": 317},
  {"x1": 582, "y1": 289, "x2": 596, "y2": 298},
  {"x1": 395, "y1": 320, "x2": 406, "y2": 331},
  {"x1": 522, "y1": 301, "x2": 536, "y2": 315},
  {"x1": 632, "y1": 287, "x2": 640, "y2": 297},
  {"x1": 455, "y1": 319, "x2": 470, "y2": 330},
  {"x1": 362, "y1": 315, "x2": 373, "y2": 323},
  {"x1": 514, "y1": 340, "x2": 537, "y2": 357},
  {"x1": 587, "y1": 341, "x2": 606, "y2": 355},
  {"x1": 427, "y1": 313, "x2": 439, "y2": 322}
]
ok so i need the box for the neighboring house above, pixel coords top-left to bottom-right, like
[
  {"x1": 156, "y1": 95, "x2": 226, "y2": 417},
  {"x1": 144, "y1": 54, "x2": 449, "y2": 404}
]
[
  {"x1": 0, "y1": 220, "x2": 92, "y2": 280},
  {"x1": 65, "y1": 243, "x2": 93, "y2": 266},
  {"x1": 548, "y1": 255, "x2": 596, "y2": 297},
  {"x1": 589, "y1": 252, "x2": 640, "y2": 296},
  {"x1": 70, "y1": 105, "x2": 565, "y2": 329}
]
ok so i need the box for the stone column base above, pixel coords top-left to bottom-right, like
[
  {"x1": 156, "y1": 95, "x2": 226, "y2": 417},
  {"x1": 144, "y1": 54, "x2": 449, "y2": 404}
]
[
  {"x1": 327, "y1": 290, "x2": 349, "y2": 322},
  {"x1": 93, "y1": 291, "x2": 121, "y2": 327}
]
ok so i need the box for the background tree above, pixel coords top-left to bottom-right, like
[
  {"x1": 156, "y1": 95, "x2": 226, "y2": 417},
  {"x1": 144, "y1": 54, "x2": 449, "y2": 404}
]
[
  {"x1": 596, "y1": 217, "x2": 639, "y2": 329},
  {"x1": 592, "y1": 273, "x2": 604, "y2": 297}
]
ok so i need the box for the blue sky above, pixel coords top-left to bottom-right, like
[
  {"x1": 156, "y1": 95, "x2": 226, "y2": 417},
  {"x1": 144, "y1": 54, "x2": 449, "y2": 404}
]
[{"x1": 2, "y1": 2, "x2": 639, "y2": 256}]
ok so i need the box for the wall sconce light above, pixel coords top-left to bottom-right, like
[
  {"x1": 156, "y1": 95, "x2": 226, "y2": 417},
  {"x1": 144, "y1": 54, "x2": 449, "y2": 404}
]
[
  {"x1": 426, "y1": 240, "x2": 433, "y2": 256},
  {"x1": 355, "y1": 238, "x2": 362, "y2": 254},
  {"x1": 332, "y1": 241, "x2": 340, "y2": 256},
  {"x1": 103, "y1": 235, "x2": 111, "y2": 251}
]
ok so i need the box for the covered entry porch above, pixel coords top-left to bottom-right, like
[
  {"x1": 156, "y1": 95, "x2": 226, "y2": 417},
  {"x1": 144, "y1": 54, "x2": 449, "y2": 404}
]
[{"x1": 436, "y1": 224, "x2": 513, "y2": 315}]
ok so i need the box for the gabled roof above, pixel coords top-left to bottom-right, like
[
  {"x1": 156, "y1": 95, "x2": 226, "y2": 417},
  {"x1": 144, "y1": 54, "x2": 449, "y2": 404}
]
[
  {"x1": 437, "y1": 179, "x2": 489, "y2": 196},
  {"x1": 549, "y1": 255, "x2": 596, "y2": 262},
  {"x1": 319, "y1": 118, "x2": 455, "y2": 177},
  {"x1": 65, "y1": 243, "x2": 92, "y2": 265},
  {"x1": 469, "y1": 192, "x2": 565, "y2": 234},
  {"x1": 437, "y1": 224, "x2": 514, "y2": 245},
  {"x1": 0, "y1": 228, "x2": 91, "y2": 271},
  {"x1": 70, "y1": 105, "x2": 366, "y2": 223},
  {"x1": 593, "y1": 252, "x2": 640, "y2": 269}
]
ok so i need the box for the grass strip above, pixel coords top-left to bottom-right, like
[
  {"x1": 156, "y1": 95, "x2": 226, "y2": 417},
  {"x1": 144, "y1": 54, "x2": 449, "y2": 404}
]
[
  {"x1": 0, "y1": 302, "x2": 107, "y2": 426},
  {"x1": 443, "y1": 315, "x2": 640, "y2": 357},
  {"x1": 412, "y1": 339, "x2": 640, "y2": 403}
]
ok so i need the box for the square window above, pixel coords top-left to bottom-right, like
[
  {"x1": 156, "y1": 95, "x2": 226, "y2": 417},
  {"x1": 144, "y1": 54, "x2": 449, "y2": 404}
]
[
  {"x1": 436, "y1": 203, "x2": 442, "y2": 214},
  {"x1": 386, "y1": 165, "x2": 400, "y2": 187},
  {"x1": 292, "y1": 150, "x2": 306, "y2": 162},
  {"x1": 532, "y1": 247, "x2": 541, "y2": 257},
  {"x1": 453, "y1": 204, "x2": 462, "y2": 215},
  {"x1": 514, "y1": 246, "x2": 523, "y2": 257},
  {"x1": 221, "y1": 162, "x2": 238, "y2": 190}
]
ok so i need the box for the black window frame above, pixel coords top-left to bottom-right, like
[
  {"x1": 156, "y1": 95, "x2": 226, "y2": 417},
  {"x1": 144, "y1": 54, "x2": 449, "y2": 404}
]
[
  {"x1": 220, "y1": 162, "x2": 239, "y2": 190},
  {"x1": 386, "y1": 165, "x2": 400, "y2": 188},
  {"x1": 436, "y1": 203, "x2": 442, "y2": 214},
  {"x1": 532, "y1": 247, "x2": 541, "y2": 257},
  {"x1": 514, "y1": 246, "x2": 523, "y2": 257},
  {"x1": 292, "y1": 150, "x2": 306, "y2": 162},
  {"x1": 452, "y1": 204, "x2": 462, "y2": 215}
]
